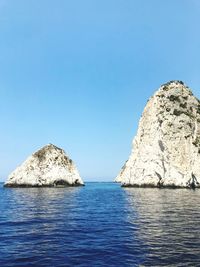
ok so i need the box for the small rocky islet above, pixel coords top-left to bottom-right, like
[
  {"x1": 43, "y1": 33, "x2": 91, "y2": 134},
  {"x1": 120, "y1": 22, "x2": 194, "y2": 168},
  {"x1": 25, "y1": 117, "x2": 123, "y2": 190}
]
[
  {"x1": 116, "y1": 81, "x2": 200, "y2": 188},
  {"x1": 4, "y1": 144, "x2": 84, "y2": 187}
]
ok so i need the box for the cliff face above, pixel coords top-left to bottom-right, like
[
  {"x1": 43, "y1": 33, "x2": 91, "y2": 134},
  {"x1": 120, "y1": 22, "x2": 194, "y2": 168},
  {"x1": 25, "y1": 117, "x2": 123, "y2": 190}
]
[
  {"x1": 116, "y1": 81, "x2": 200, "y2": 188},
  {"x1": 4, "y1": 144, "x2": 84, "y2": 187}
]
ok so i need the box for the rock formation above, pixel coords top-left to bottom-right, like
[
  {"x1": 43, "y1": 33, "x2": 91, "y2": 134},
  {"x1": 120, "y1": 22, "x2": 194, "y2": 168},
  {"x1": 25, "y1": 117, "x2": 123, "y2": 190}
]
[
  {"x1": 4, "y1": 144, "x2": 84, "y2": 187},
  {"x1": 116, "y1": 81, "x2": 200, "y2": 188}
]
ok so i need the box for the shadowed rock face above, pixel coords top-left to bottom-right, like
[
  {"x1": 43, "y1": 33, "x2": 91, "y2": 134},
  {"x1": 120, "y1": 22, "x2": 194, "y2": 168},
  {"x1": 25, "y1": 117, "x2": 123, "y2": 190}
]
[
  {"x1": 4, "y1": 144, "x2": 84, "y2": 187},
  {"x1": 116, "y1": 81, "x2": 200, "y2": 188}
]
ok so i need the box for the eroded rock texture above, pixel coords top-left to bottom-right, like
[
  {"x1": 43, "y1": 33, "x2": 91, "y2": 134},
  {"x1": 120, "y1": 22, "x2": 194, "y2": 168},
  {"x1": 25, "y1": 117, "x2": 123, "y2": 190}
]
[
  {"x1": 116, "y1": 81, "x2": 200, "y2": 188},
  {"x1": 4, "y1": 144, "x2": 84, "y2": 187}
]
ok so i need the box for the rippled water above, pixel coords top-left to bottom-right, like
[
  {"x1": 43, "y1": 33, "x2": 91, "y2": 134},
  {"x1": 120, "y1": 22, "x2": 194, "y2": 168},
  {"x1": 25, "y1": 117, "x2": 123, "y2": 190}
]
[{"x1": 0, "y1": 182, "x2": 200, "y2": 266}]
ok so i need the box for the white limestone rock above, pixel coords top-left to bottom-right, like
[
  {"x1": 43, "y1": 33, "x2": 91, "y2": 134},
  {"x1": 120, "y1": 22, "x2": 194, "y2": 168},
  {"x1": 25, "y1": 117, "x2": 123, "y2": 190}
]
[
  {"x1": 116, "y1": 81, "x2": 200, "y2": 188},
  {"x1": 4, "y1": 144, "x2": 84, "y2": 187}
]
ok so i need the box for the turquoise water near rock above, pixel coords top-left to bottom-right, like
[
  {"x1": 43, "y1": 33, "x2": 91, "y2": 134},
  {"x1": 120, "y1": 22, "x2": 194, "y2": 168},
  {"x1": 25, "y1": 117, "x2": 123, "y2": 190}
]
[{"x1": 0, "y1": 182, "x2": 200, "y2": 266}]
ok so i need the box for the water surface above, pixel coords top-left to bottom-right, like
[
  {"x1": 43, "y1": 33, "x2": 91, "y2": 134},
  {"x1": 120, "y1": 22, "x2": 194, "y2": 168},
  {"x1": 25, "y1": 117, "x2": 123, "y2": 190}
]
[{"x1": 0, "y1": 182, "x2": 200, "y2": 266}]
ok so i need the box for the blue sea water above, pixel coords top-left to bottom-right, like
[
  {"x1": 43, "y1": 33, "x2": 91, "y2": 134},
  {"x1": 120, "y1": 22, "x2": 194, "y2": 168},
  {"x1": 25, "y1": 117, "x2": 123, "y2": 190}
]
[{"x1": 0, "y1": 182, "x2": 200, "y2": 267}]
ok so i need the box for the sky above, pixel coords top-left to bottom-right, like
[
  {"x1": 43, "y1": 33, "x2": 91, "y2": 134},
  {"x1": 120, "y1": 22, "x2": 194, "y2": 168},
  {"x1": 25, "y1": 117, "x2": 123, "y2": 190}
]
[{"x1": 0, "y1": 0, "x2": 200, "y2": 182}]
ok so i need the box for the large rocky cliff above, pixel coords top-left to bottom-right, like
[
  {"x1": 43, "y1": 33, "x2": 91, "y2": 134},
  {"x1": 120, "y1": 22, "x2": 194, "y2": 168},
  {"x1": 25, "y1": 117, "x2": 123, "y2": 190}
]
[
  {"x1": 4, "y1": 144, "x2": 84, "y2": 187},
  {"x1": 116, "y1": 81, "x2": 200, "y2": 188}
]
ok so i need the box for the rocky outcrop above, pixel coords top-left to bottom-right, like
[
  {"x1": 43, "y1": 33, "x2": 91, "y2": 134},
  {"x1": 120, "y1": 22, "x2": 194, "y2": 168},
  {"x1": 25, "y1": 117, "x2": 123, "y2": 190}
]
[
  {"x1": 116, "y1": 81, "x2": 200, "y2": 188},
  {"x1": 4, "y1": 144, "x2": 84, "y2": 187}
]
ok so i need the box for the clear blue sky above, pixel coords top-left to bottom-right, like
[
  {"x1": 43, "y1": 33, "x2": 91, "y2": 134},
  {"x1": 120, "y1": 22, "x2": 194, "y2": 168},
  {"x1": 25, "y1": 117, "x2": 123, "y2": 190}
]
[{"x1": 0, "y1": 0, "x2": 200, "y2": 182}]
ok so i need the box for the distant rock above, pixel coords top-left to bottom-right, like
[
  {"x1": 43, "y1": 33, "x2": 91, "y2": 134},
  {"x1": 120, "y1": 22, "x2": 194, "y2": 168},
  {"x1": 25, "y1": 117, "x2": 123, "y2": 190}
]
[
  {"x1": 116, "y1": 81, "x2": 200, "y2": 188},
  {"x1": 4, "y1": 144, "x2": 84, "y2": 187}
]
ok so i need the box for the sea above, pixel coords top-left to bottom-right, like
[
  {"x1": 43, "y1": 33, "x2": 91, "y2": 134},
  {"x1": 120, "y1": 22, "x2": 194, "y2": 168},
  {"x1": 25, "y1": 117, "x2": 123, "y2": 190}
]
[{"x1": 0, "y1": 182, "x2": 200, "y2": 267}]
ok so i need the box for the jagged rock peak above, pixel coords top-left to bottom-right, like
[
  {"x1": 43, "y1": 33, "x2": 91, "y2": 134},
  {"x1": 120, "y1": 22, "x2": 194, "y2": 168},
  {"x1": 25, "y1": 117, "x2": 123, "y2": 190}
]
[
  {"x1": 4, "y1": 144, "x2": 84, "y2": 187},
  {"x1": 116, "y1": 81, "x2": 200, "y2": 188},
  {"x1": 161, "y1": 80, "x2": 186, "y2": 87}
]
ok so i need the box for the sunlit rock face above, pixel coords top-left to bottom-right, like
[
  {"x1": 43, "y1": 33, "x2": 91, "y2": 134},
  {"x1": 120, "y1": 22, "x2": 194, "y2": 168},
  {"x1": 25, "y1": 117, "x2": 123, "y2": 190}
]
[
  {"x1": 4, "y1": 144, "x2": 84, "y2": 187},
  {"x1": 116, "y1": 81, "x2": 200, "y2": 188}
]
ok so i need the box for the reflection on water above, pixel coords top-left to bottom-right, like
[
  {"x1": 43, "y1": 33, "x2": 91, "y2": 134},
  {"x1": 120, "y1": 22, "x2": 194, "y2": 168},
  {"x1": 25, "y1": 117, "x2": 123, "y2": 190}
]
[
  {"x1": 125, "y1": 188, "x2": 200, "y2": 266},
  {"x1": 2, "y1": 187, "x2": 81, "y2": 227},
  {"x1": 1, "y1": 183, "x2": 200, "y2": 266},
  {"x1": 0, "y1": 186, "x2": 82, "y2": 267}
]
